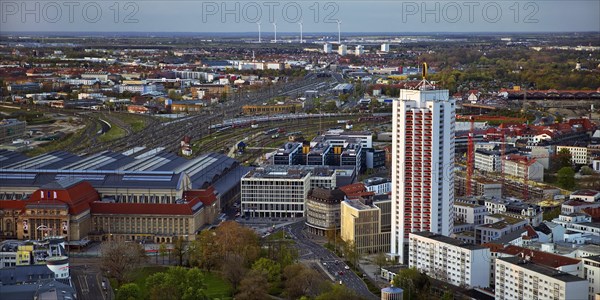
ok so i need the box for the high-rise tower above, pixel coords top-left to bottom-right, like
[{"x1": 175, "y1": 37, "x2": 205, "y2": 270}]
[{"x1": 390, "y1": 65, "x2": 455, "y2": 263}]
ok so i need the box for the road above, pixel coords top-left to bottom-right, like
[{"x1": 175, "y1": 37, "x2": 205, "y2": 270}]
[
  {"x1": 285, "y1": 221, "x2": 378, "y2": 300},
  {"x1": 71, "y1": 264, "x2": 112, "y2": 300}
]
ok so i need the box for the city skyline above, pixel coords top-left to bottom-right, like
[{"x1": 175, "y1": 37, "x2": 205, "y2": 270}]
[{"x1": 1, "y1": 1, "x2": 599, "y2": 33}]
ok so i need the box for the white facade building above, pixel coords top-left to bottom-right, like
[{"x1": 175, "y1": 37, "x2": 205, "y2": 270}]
[
  {"x1": 381, "y1": 43, "x2": 390, "y2": 52},
  {"x1": 557, "y1": 145, "x2": 589, "y2": 165},
  {"x1": 241, "y1": 167, "x2": 311, "y2": 218},
  {"x1": 454, "y1": 200, "x2": 487, "y2": 225},
  {"x1": 408, "y1": 232, "x2": 490, "y2": 288},
  {"x1": 355, "y1": 45, "x2": 364, "y2": 56},
  {"x1": 495, "y1": 256, "x2": 588, "y2": 300},
  {"x1": 364, "y1": 177, "x2": 391, "y2": 195},
  {"x1": 503, "y1": 155, "x2": 544, "y2": 182},
  {"x1": 391, "y1": 85, "x2": 455, "y2": 262},
  {"x1": 582, "y1": 256, "x2": 600, "y2": 300},
  {"x1": 338, "y1": 45, "x2": 347, "y2": 56},
  {"x1": 324, "y1": 43, "x2": 332, "y2": 54}
]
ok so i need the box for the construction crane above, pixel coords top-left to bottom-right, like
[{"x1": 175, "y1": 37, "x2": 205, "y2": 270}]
[{"x1": 466, "y1": 116, "x2": 475, "y2": 196}]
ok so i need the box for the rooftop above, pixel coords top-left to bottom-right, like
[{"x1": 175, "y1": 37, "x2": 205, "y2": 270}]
[
  {"x1": 343, "y1": 199, "x2": 376, "y2": 210},
  {"x1": 411, "y1": 231, "x2": 487, "y2": 250},
  {"x1": 243, "y1": 166, "x2": 311, "y2": 179},
  {"x1": 498, "y1": 256, "x2": 586, "y2": 283},
  {"x1": 485, "y1": 244, "x2": 580, "y2": 268},
  {"x1": 308, "y1": 188, "x2": 346, "y2": 204}
]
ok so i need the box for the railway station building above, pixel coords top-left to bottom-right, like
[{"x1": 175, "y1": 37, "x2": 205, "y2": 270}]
[{"x1": 0, "y1": 150, "x2": 250, "y2": 243}]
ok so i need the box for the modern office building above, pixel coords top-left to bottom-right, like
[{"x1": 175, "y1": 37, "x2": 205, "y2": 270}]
[
  {"x1": 495, "y1": 256, "x2": 588, "y2": 300},
  {"x1": 391, "y1": 82, "x2": 456, "y2": 262},
  {"x1": 272, "y1": 133, "x2": 365, "y2": 173},
  {"x1": 408, "y1": 231, "x2": 490, "y2": 288},
  {"x1": 340, "y1": 198, "x2": 391, "y2": 254},
  {"x1": 324, "y1": 43, "x2": 332, "y2": 53},
  {"x1": 364, "y1": 177, "x2": 391, "y2": 195},
  {"x1": 240, "y1": 166, "x2": 312, "y2": 218}
]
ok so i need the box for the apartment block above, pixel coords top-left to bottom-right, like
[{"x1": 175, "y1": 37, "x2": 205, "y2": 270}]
[
  {"x1": 503, "y1": 155, "x2": 544, "y2": 182},
  {"x1": 582, "y1": 256, "x2": 600, "y2": 300},
  {"x1": 495, "y1": 256, "x2": 588, "y2": 300},
  {"x1": 391, "y1": 86, "x2": 455, "y2": 262},
  {"x1": 408, "y1": 231, "x2": 490, "y2": 288},
  {"x1": 557, "y1": 145, "x2": 589, "y2": 165}
]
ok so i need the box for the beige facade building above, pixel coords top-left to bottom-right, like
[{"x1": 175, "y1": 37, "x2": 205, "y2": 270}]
[
  {"x1": 341, "y1": 198, "x2": 391, "y2": 254},
  {"x1": 305, "y1": 188, "x2": 346, "y2": 236}
]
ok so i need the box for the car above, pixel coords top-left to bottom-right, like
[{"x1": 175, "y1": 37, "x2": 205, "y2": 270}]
[
  {"x1": 339, "y1": 280, "x2": 343, "y2": 285},
  {"x1": 338, "y1": 271, "x2": 344, "y2": 275},
  {"x1": 323, "y1": 262, "x2": 327, "y2": 266},
  {"x1": 344, "y1": 265, "x2": 350, "y2": 270}
]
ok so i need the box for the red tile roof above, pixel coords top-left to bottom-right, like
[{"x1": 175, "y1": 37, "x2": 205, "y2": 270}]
[
  {"x1": 91, "y1": 187, "x2": 217, "y2": 216},
  {"x1": 0, "y1": 200, "x2": 27, "y2": 211},
  {"x1": 583, "y1": 207, "x2": 600, "y2": 222},
  {"x1": 339, "y1": 183, "x2": 374, "y2": 198},
  {"x1": 27, "y1": 181, "x2": 99, "y2": 215},
  {"x1": 484, "y1": 243, "x2": 580, "y2": 268},
  {"x1": 523, "y1": 225, "x2": 538, "y2": 240},
  {"x1": 183, "y1": 187, "x2": 218, "y2": 206}
]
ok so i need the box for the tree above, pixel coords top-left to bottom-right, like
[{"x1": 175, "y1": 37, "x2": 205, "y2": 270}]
[
  {"x1": 221, "y1": 253, "x2": 247, "y2": 292},
  {"x1": 283, "y1": 264, "x2": 322, "y2": 299},
  {"x1": 159, "y1": 243, "x2": 168, "y2": 265},
  {"x1": 553, "y1": 149, "x2": 573, "y2": 171},
  {"x1": 374, "y1": 252, "x2": 389, "y2": 274},
  {"x1": 235, "y1": 270, "x2": 269, "y2": 300},
  {"x1": 172, "y1": 237, "x2": 186, "y2": 266},
  {"x1": 343, "y1": 240, "x2": 360, "y2": 268},
  {"x1": 557, "y1": 167, "x2": 576, "y2": 190},
  {"x1": 188, "y1": 230, "x2": 219, "y2": 272},
  {"x1": 117, "y1": 283, "x2": 141, "y2": 300},
  {"x1": 393, "y1": 268, "x2": 431, "y2": 300},
  {"x1": 215, "y1": 221, "x2": 260, "y2": 265},
  {"x1": 252, "y1": 257, "x2": 281, "y2": 283},
  {"x1": 146, "y1": 267, "x2": 208, "y2": 300},
  {"x1": 580, "y1": 166, "x2": 594, "y2": 175},
  {"x1": 168, "y1": 90, "x2": 182, "y2": 100},
  {"x1": 315, "y1": 283, "x2": 362, "y2": 300},
  {"x1": 442, "y1": 290, "x2": 454, "y2": 300},
  {"x1": 543, "y1": 206, "x2": 561, "y2": 221},
  {"x1": 100, "y1": 241, "x2": 147, "y2": 285}
]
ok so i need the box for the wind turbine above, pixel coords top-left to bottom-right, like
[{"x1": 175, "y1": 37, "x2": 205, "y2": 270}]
[
  {"x1": 272, "y1": 22, "x2": 277, "y2": 43},
  {"x1": 298, "y1": 20, "x2": 303, "y2": 43},
  {"x1": 257, "y1": 22, "x2": 261, "y2": 43},
  {"x1": 337, "y1": 20, "x2": 342, "y2": 44}
]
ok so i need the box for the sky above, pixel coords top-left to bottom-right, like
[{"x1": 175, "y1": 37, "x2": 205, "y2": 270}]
[{"x1": 1, "y1": 0, "x2": 599, "y2": 34}]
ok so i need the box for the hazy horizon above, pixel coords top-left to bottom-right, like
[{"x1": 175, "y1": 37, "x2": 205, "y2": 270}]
[{"x1": 1, "y1": 1, "x2": 598, "y2": 34}]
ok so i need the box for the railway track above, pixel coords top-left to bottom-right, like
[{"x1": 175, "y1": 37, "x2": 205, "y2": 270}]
[{"x1": 83, "y1": 76, "x2": 334, "y2": 156}]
